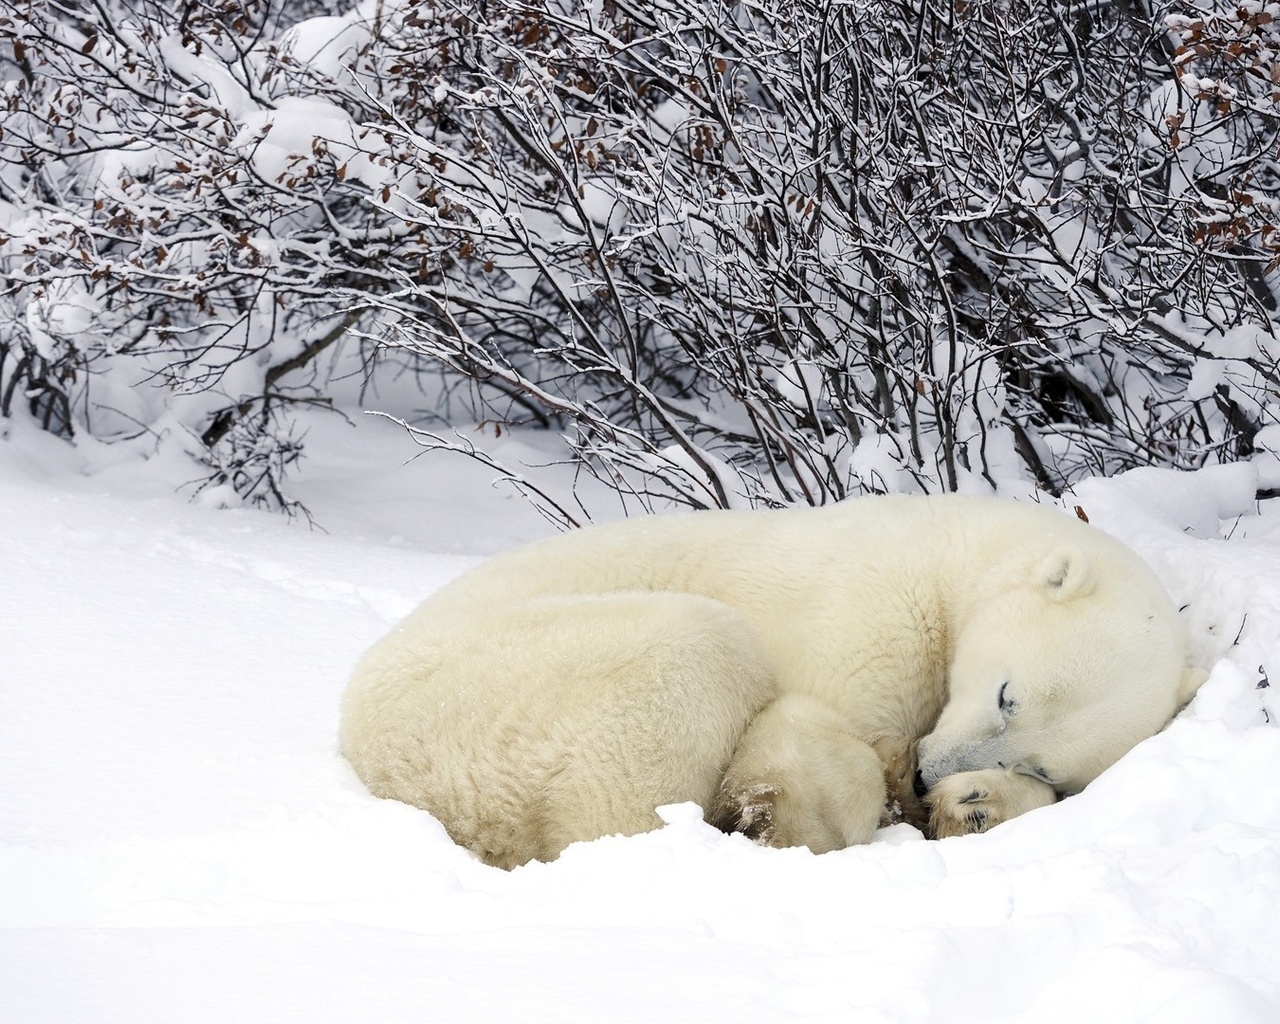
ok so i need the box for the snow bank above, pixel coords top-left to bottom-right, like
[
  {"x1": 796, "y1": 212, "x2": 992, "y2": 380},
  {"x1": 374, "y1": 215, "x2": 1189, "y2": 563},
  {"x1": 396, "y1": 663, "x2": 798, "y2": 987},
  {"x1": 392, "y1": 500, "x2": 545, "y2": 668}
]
[{"x1": 2, "y1": 422, "x2": 1279, "y2": 1022}]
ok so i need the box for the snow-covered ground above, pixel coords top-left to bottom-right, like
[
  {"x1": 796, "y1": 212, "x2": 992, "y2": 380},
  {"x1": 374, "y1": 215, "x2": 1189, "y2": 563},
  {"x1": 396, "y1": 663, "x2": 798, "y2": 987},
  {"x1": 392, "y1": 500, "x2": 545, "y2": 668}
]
[{"x1": 3, "y1": 413, "x2": 1280, "y2": 1023}]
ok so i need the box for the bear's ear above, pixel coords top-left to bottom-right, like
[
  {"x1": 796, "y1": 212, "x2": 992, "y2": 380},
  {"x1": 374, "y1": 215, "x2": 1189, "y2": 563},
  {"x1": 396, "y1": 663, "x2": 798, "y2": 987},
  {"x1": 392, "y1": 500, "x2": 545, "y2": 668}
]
[{"x1": 1036, "y1": 545, "x2": 1093, "y2": 602}]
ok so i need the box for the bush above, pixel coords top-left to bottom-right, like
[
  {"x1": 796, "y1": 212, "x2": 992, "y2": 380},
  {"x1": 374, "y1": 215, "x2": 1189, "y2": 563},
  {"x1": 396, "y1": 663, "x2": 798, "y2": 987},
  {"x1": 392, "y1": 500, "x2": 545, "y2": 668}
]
[{"x1": 2, "y1": 0, "x2": 1277, "y2": 514}]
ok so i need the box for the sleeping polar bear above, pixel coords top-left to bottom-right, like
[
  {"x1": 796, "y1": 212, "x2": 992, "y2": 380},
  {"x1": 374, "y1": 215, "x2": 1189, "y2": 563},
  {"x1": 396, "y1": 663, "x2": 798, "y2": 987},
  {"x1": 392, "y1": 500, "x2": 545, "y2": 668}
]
[{"x1": 341, "y1": 496, "x2": 1202, "y2": 868}]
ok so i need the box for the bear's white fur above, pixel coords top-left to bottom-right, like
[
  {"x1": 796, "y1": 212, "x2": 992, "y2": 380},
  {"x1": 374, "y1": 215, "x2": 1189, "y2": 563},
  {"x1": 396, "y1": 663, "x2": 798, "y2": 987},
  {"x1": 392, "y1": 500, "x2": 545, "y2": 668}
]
[{"x1": 341, "y1": 496, "x2": 1201, "y2": 867}]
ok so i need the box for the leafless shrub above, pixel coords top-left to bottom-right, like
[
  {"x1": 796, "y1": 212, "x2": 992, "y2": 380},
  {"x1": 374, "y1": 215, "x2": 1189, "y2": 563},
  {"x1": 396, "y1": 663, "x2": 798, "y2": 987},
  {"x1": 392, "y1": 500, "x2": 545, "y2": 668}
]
[{"x1": 2, "y1": 0, "x2": 1276, "y2": 513}]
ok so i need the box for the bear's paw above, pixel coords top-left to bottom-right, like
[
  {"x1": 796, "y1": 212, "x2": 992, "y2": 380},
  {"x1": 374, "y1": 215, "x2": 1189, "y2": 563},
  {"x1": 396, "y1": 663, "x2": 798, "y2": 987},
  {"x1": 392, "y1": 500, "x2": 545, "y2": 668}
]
[
  {"x1": 708, "y1": 781, "x2": 780, "y2": 844},
  {"x1": 927, "y1": 769, "x2": 1058, "y2": 839}
]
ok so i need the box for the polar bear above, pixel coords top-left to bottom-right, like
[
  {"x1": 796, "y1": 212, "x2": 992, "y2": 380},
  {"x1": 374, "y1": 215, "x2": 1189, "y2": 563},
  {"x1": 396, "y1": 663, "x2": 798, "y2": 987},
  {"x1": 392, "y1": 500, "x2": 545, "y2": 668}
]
[{"x1": 341, "y1": 496, "x2": 1202, "y2": 868}]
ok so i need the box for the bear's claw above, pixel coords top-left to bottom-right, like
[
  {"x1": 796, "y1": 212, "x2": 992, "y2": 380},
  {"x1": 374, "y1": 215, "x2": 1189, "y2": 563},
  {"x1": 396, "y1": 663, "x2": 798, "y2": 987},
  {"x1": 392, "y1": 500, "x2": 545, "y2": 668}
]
[{"x1": 708, "y1": 782, "x2": 778, "y2": 844}]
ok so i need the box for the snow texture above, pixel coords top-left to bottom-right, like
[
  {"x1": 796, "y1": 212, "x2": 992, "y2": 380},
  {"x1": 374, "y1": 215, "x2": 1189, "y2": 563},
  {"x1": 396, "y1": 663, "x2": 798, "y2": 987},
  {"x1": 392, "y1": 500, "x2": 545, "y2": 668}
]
[{"x1": 3, "y1": 412, "x2": 1280, "y2": 1023}]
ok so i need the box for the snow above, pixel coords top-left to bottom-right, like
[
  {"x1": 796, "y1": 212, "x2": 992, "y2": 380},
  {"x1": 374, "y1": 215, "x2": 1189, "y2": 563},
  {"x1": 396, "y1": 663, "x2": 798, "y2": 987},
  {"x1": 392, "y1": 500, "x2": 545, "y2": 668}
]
[
  {"x1": 280, "y1": 16, "x2": 372, "y2": 77},
  {"x1": 3, "y1": 413, "x2": 1280, "y2": 1022}
]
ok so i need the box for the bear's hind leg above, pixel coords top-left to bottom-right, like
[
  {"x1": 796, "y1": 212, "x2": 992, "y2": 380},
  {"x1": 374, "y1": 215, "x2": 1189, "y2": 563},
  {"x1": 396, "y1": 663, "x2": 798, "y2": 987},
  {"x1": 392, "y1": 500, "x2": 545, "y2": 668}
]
[
  {"x1": 343, "y1": 590, "x2": 776, "y2": 868},
  {"x1": 709, "y1": 693, "x2": 887, "y2": 854}
]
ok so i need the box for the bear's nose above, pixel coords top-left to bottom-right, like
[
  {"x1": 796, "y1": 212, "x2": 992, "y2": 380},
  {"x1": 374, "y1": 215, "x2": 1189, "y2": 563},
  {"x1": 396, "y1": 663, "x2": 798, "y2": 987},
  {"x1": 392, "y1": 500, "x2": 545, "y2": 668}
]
[{"x1": 912, "y1": 769, "x2": 928, "y2": 800}]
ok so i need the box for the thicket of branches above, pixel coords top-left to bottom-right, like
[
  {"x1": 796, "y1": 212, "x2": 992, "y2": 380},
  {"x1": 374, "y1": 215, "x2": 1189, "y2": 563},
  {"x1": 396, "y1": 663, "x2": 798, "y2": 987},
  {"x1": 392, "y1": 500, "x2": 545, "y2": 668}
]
[{"x1": 2, "y1": 0, "x2": 1277, "y2": 515}]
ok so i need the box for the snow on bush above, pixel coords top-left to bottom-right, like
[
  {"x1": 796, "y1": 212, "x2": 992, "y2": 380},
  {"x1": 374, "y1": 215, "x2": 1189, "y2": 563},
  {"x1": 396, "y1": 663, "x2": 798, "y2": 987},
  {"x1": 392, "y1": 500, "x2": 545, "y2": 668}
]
[{"x1": 1, "y1": 0, "x2": 1277, "y2": 513}]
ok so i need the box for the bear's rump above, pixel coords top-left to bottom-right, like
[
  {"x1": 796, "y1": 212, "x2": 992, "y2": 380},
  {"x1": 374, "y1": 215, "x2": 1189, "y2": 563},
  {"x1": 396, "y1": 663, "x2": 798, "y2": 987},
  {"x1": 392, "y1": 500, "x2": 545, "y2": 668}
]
[{"x1": 341, "y1": 592, "x2": 775, "y2": 867}]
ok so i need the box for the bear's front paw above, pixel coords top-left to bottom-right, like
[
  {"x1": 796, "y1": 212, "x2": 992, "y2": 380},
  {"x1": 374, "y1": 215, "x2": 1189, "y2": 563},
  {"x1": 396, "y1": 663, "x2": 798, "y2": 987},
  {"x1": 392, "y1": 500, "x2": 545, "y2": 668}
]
[
  {"x1": 928, "y1": 776, "x2": 997, "y2": 838},
  {"x1": 926, "y1": 769, "x2": 1058, "y2": 839},
  {"x1": 707, "y1": 782, "x2": 779, "y2": 845}
]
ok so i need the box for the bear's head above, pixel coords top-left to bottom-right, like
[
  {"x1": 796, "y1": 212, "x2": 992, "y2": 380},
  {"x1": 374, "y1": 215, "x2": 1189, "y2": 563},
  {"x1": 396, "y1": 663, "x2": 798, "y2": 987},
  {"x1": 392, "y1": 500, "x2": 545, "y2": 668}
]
[{"x1": 916, "y1": 542, "x2": 1203, "y2": 800}]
